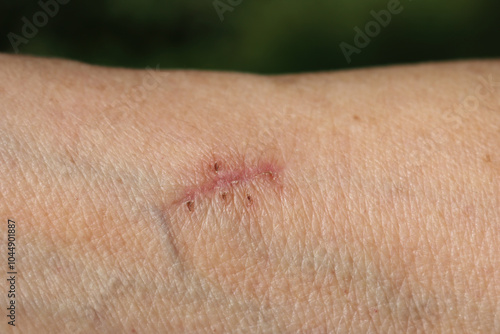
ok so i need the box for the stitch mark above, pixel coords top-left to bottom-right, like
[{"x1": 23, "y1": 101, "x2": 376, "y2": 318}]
[
  {"x1": 246, "y1": 194, "x2": 253, "y2": 206},
  {"x1": 173, "y1": 159, "x2": 283, "y2": 210}
]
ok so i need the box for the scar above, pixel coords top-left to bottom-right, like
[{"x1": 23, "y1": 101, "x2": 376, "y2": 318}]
[{"x1": 174, "y1": 158, "x2": 283, "y2": 208}]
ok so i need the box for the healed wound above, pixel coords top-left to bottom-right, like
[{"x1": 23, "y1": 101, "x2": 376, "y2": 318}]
[
  {"x1": 175, "y1": 159, "x2": 284, "y2": 212},
  {"x1": 161, "y1": 154, "x2": 289, "y2": 302}
]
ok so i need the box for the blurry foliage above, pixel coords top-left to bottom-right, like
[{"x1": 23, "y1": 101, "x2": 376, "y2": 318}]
[{"x1": 1, "y1": 0, "x2": 499, "y2": 73}]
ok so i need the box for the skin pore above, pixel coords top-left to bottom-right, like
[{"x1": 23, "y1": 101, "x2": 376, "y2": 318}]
[{"x1": 0, "y1": 54, "x2": 499, "y2": 333}]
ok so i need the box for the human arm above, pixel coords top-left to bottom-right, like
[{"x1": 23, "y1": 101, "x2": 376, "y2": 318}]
[{"x1": 1, "y1": 55, "x2": 499, "y2": 333}]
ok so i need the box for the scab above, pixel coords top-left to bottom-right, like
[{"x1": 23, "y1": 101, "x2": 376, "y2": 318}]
[
  {"x1": 246, "y1": 194, "x2": 253, "y2": 206},
  {"x1": 221, "y1": 192, "x2": 228, "y2": 201}
]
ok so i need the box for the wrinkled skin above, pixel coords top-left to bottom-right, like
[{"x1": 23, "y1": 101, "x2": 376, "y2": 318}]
[{"x1": 0, "y1": 55, "x2": 499, "y2": 333}]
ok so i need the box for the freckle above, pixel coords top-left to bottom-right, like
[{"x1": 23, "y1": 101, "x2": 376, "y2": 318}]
[
  {"x1": 484, "y1": 154, "x2": 492, "y2": 163},
  {"x1": 353, "y1": 115, "x2": 360, "y2": 121},
  {"x1": 221, "y1": 192, "x2": 228, "y2": 201},
  {"x1": 214, "y1": 162, "x2": 220, "y2": 173},
  {"x1": 186, "y1": 201, "x2": 194, "y2": 212},
  {"x1": 246, "y1": 194, "x2": 253, "y2": 206}
]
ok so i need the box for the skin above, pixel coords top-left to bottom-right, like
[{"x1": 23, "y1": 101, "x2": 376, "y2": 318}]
[{"x1": 0, "y1": 54, "x2": 499, "y2": 333}]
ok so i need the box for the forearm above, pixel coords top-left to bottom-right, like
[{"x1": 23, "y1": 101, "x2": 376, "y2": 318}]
[{"x1": 1, "y1": 55, "x2": 499, "y2": 333}]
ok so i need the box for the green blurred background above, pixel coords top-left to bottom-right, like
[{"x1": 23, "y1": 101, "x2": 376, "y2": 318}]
[{"x1": 1, "y1": 0, "x2": 499, "y2": 73}]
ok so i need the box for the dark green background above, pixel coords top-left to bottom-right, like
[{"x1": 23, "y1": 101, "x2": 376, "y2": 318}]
[{"x1": 1, "y1": 0, "x2": 499, "y2": 73}]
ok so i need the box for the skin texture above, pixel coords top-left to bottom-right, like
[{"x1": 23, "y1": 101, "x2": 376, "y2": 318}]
[{"x1": 0, "y1": 54, "x2": 499, "y2": 333}]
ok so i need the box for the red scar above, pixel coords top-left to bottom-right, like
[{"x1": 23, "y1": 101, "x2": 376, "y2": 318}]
[{"x1": 174, "y1": 159, "x2": 283, "y2": 209}]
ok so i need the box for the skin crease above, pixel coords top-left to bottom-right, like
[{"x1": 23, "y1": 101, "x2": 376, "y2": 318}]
[{"x1": 0, "y1": 54, "x2": 499, "y2": 333}]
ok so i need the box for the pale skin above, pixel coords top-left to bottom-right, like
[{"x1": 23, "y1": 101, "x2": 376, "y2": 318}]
[{"x1": 0, "y1": 54, "x2": 499, "y2": 333}]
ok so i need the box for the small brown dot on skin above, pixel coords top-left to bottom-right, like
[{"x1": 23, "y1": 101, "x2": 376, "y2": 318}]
[
  {"x1": 353, "y1": 115, "x2": 360, "y2": 121},
  {"x1": 187, "y1": 201, "x2": 194, "y2": 212},
  {"x1": 246, "y1": 194, "x2": 253, "y2": 205},
  {"x1": 221, "y1": 192, "x2": 227, "y2": 201},
  {"x1": 264, "y1": 171, "x2": 275, "y2": 181},
  {"x1": 484, "y1": 154, "x2": 492, "y2": 163},
  {"x1": 214, "y1": 162, "x2": 220, "y2": 173}
]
